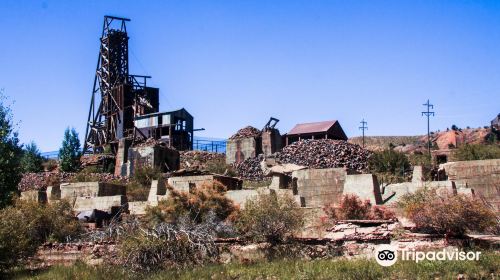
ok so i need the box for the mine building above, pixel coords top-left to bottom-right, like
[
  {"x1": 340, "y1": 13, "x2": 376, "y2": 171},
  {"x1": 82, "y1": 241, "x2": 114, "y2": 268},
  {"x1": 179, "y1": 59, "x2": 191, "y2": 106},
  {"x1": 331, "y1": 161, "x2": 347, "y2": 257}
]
[
  {"x1": 492, "y1": 113, "x2": 500, "y2": 130},
  {"x1": 134, "y1": 108, "x2": 194, "y2": 150},
  {"x1": 285, "y1": 120, "x2": 348, "y2": 145}
]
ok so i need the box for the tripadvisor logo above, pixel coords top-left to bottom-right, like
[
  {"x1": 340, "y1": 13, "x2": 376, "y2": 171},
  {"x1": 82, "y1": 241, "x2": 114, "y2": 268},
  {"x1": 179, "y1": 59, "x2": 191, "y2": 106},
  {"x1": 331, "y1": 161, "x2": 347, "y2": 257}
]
[{"x1": 374, "y1": 245, "x2": 482, "y2": 267}]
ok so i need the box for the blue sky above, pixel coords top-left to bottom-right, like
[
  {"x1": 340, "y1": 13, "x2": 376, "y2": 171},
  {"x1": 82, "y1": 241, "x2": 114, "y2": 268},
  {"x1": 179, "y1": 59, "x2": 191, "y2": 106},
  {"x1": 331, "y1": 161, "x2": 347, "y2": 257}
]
[{"x1": 1, "y1": 0, "x2": 499, "y2": 151}]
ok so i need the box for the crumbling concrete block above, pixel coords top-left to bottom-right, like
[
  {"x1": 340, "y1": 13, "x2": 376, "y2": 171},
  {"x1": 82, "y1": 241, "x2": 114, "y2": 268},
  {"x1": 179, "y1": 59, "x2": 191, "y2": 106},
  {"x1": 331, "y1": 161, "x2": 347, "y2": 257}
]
[
  {"x1": 128, "y1": 201, "x2": 148, "y2": 215},
  {"x1": 147, "y1": 179, "x2": 169, "y2": 205},
  {"x1": 46, "y1": 185, "x2": 61, "y2": 203},
  {"x1": 226, "y1": 137, "x2": 260, "y2": 165},
  {"x1": 20, "y1": 190, "x2": 47, "y2": 203},
  {"x1": 167, "y1": 174, "x2": 242, "y2": 192},
  {"x1": 292, "y1": 168, "x2": 346, "y2": 207},
  {"x1": 440, "y1": 159, "x2": 500, "y2": 211},
  {"x1": 343, "y1": 174, "x2": 382, "y2": 205},
  {"x1": 60, "y1": 182, "x2": 126, "y2": 200},
  {"x1": 127, "y1": 144, "x2": 180, "y2": 176},
  {"x1": 73, "y1": 195, "x2": 127, "y2": 213}
]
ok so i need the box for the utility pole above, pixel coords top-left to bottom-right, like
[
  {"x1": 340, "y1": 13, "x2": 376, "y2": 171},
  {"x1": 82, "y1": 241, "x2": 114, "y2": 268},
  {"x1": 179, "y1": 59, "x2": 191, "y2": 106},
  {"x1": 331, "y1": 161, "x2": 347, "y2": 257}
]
[
  {"x1": 421, "y1": 99, "x2": 435, "y2": 157},
  {"x1": 359, "y1": 119, "x2": 368, "y2": 148}
]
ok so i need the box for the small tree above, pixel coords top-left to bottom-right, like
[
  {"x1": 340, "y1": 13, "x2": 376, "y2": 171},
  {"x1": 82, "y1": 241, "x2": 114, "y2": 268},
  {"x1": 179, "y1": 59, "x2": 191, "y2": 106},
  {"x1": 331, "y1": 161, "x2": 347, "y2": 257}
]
[
  {"x1": 20, "y1": 141, "x2": 43, "y2": 173},
  {"x1": 235, "y1": 191, "x2": 304, "y2": 244},
  {"x1": 58, "y1": 128, "x2": 81, "y2": 172},
  {"x1": 0, "y1": 90, "x2": 22, "y2": 208}
]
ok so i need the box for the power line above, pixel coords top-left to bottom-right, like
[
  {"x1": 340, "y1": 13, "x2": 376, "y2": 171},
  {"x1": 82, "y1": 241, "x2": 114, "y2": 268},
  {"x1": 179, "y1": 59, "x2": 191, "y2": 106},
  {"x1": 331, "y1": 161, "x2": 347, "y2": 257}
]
[
  {"x1": 359, "y1": 119, "x2": 368, "y2": 148},
  {"x1": 421, "y1": 99, "x2": 435, "y2": 157}
]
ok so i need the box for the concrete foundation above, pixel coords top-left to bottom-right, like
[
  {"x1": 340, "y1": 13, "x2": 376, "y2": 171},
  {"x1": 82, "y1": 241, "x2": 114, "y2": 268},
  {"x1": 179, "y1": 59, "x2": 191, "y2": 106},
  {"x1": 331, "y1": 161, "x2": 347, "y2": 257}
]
[
  {"x1": 343, "y1": 174, "x2": 382, "y2": 205},
  {"x1": 167, "y1": 174, "x2": 242, "y2": 192},
  {"x1": 292, "y1": 168, "x2": 346, "y2": 207},
  {"x1": 226, "y1": 137, "x2": 260, "y2": 165},
  {"x1": 126, "y1": 145, "x2": 180, "y2": 176},
  {"x1": 60, "y1": 182, "x2": 125, "y2": 200},
  {"x1": 73, "y1": 195, "x2": 127, "y2": 213},
  {"x1": 20, "y1": 190, "x2": 47, "y2": 203},
  {"x1": 441, "y1": 159, "x2": 500, "y2": 211}
]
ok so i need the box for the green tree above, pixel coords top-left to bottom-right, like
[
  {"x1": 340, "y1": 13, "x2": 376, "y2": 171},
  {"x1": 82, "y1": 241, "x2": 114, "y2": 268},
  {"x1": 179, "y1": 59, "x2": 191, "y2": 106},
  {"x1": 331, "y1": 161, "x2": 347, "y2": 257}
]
[
  {"x1": 0, "y1": 90, "x2": 22, "y2": 208},
  {"x1": 58, "y1": 128, "x2": 81, "y2": 172},
  {"x1": 20, "y1": 141, "x2": 43, "y2": 173}
]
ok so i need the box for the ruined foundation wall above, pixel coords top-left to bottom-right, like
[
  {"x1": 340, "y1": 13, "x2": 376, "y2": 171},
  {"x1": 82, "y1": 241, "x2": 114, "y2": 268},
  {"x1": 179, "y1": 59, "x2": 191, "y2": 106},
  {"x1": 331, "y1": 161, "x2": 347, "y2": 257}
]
[
  {"x1": 441, "y1": 159, "x2": 500, "y2": 211},
  {"x1": 292, "y1": 168, "x2": 346, "y2": 207},
  {"x1": 226, "y1": 137, "x2": 259, "y2": 165}
]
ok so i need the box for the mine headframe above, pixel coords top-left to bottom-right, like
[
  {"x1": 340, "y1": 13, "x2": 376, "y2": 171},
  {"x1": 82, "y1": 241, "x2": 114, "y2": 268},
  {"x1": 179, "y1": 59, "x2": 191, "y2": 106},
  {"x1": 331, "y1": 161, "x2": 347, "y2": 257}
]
[{"x1": 84, "y1": 16, "x2": 158, "y2": 155}]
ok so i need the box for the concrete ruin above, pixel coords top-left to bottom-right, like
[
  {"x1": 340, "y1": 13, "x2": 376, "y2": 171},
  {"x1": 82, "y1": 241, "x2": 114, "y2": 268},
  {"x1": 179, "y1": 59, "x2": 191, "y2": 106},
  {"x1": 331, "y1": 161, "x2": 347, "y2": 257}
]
[{"x1": 440, "y1": 159, "x2": 500, "y2": 211}]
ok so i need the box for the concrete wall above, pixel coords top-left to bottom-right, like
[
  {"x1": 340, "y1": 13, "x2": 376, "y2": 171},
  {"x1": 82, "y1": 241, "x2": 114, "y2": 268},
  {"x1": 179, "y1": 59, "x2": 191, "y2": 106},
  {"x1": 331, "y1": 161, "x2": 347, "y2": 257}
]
[
  {"x1": 343, "y1": 174, "x2": 382, "y2": 205},
  {"x1": 292, "y1": 168, "x2": 346, "y2": 207},
  {"x1": 441, "y1": 159, "x2": 500, "y2": 211},
  {"x1": 20, "y1": 190, "x2": 47, "y2": 203},
  {"x1": 167, "y1": 175, "x2": 242, "y2": 192},
  {"x1": 128, "y1": 201, "x2": 148, "y2": 215},
  {"x1": 46, "y1": 185, "x2": 61, "y2": 203},
  {"x1": 261, "y1": 129, "x2": 282, "y2": 157},
  {"x1": 127, "y1": 145, "x2": 180, "y2": 176},
  {"x1": 226, "y1": 137, "x2": 259, "y2": 165},
  {"x1": 60, "y1": 182, "x2": 125, "y2": 200},
  {"x1": 73, "y1": 195, "x2": 127, "y2": 213}
]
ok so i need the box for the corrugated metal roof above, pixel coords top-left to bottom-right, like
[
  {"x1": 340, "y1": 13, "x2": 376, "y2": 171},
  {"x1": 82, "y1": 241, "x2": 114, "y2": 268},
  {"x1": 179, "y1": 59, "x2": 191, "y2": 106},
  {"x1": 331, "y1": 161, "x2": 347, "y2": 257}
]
[{"x1": 288, "y1": 120, "x2": 338, "y2": 135}]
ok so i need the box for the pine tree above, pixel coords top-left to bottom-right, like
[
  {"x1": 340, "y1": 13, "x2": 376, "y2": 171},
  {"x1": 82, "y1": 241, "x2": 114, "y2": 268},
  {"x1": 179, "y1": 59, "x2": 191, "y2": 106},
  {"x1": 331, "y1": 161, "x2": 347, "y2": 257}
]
[
  {"x1": 20, "y1": 141, "x2": 44, "y2": 173},
  {"x1": 0, "y1": 90, "x2": 22, "y2": 207},
  {"x1": 58, "y1": 128, "x2": 81, "y2": 172}
]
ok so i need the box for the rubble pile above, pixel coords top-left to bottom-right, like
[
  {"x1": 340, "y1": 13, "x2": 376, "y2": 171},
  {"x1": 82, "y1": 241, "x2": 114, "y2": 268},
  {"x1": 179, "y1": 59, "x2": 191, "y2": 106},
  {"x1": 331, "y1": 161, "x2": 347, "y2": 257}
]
[
  {"x1": 18, "y1": 172, "x2": 129, "y2": 192},
  {"x1": 133, "y1": 138, "x2": 166, "y2": 148},
  {"x1": 229, "y1": 126, "x2": 261, "y2": 140},
  {"x1": 80, "y1": 154, "x2": 115, "y2": 167},
  {"x1": 276, "y1": 140, "x2": 371, "y2": 172},
  {"x1": 180, "y1": 150, "x2": 225, "y2": 170},
  {"x1": 235, "y1": 154, "x2": 265, "y2": 181}
]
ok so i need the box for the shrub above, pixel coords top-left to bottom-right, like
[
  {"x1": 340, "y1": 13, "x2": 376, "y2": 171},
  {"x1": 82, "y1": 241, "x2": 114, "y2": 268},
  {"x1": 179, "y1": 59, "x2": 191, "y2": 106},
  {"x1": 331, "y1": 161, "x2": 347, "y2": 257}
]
[
  {"x1": 324, "y1": 194, "x2": 396, "y2": 221},
  {"x1": 235, "y1": 191, "x2": 304, "y2": 244},
  {"x1": 58, "y1": 128, "x2": 81, "y2": 172},
  {"x1": 126, "y1": 181, "x2": 149, "y2": 202},
  {"x1": 42, "y1": 159, "x2": 58, "y2": 172},
  {"x1": 20, "y1": 141, "x2": 43, "y2": 173},
  {"x1": 453, "y1": 144, "x2": 500, "y2": 161},
  {"x1": 205, "y1": 158, "x2": 237, "y2": 177},
  {"x1": 145, "y1": 181, "x2": 238, "y2": 225},
  {"x1": 117, "y1": 218, "x2": 219, "y2": 272},
  {"x1": 134, "y1": 166, "x2": 162, "y2": 187},
  {"x1": 398, "y1": 188, "x2": 498, "y2": 236},
  {"x1": 0, "y1": 200, "x2": 81, "y2": 270},
  {"x1": 368, "y1": 149, "x2": 411, "y2": 183}
]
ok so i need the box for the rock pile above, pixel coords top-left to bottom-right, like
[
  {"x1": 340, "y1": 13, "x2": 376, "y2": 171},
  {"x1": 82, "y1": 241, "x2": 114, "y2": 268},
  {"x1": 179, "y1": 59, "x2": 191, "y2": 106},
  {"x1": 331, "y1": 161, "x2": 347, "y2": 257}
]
[
  {"x1": 180, "y1": 150, "x2": 225, "y2": 170},
  {"x1": 235, "y1": 154, "x2": 265, "y2": 181},
  {"x1": 18, "y1": 172, "x2": 129, "y2": 192},
  {"x1": 276, "y1": 140, "x2": 371, "y2": 172},
  {"x1": 229, "y1": 126, "x2": 261, "y2": 140}
]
